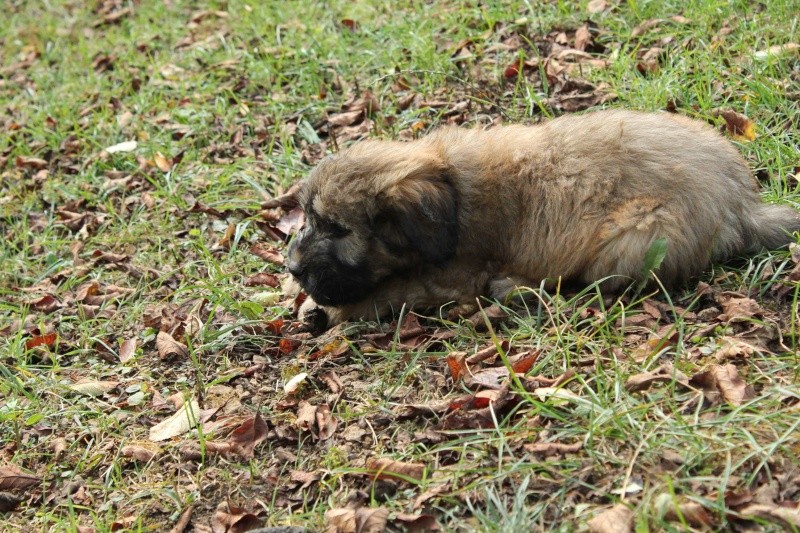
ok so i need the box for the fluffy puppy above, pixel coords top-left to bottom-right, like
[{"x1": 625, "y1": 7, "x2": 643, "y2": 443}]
[{"x1": 286, "y1": 110, "x2": 800, "y2": 328}]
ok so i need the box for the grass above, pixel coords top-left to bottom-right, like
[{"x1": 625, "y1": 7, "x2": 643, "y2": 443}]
[{"x1": 2, "y1": 0, "x2": 800, "y2": 531}]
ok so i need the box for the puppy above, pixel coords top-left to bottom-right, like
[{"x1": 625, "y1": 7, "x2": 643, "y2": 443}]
[{"x1": 286, "y1": 110, "x2": 800, "y2": 328}]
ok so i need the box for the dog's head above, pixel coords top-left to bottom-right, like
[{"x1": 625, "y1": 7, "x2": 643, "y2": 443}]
[{"x1": 286, "y1": 141, "x2": 459, "y2": 307}]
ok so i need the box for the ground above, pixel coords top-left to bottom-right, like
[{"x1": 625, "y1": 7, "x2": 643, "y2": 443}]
[{"x1": 1, "y1": 0, "x2": 800, "y2": 532}]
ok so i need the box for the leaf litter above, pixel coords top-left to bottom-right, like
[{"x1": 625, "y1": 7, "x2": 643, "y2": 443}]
[{"x1": 3, "y1": 2, "x2": 800, "y2": 532}]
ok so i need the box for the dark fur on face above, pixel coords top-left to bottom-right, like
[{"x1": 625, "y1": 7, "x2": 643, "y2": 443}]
[{"x1": 286, "y1": 146, "x2": 460, "y2": 307}]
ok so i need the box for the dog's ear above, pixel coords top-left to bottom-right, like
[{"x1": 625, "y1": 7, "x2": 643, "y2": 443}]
[{"x1": 375, "y1": 167, "x2": 458, "y2": 265}]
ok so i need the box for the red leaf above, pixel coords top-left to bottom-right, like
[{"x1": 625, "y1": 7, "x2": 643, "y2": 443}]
[{"x1": 25, "y1": 332, "x2": 57, "y2": 350}]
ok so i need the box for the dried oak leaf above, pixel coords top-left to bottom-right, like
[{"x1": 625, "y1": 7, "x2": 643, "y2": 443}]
[
  {"x1": 250, "y1": 243, "x2": 285, "y2": 265},
  {"x1": 0, "y1": 464, "x2": 41, "y2": 491},
  {"x1": 662, "y1": 500, "x2": 714, "y2": 527},
  {"x1": 365, "y1": 457, "x2": 426, "y2": 482},
  {"x1": 713, "y1": 109, "x2": 757, "y2": 142},
  {"x1": 211, "y1": 501, "x2": 262, "y2": 533},
  {"x1": 25, "y1": 332, "x2": 57, "y2": 350},
  {"x1": 244, "y1": 272, "x2": 280, "y2": 288},
  {"x1": 690, "y1": 364, "x2": 755, "y2": 406},
  {"x1": 119, "y1": 338, "x2": 136, "y2": 363},
  {"x1": 587, "y1": 504, "x2": 634, "y2": 533},
  {"x1": 227, "y1": 412, "x2": 268, "y2": 459},
  {"x1": 574, "y1": 24, "x2": 592, "y2": 51},
  {"x1": 392, "y1": 512, "x2": 440, "y2": 532},
  {"x1": 120, "y1": 442, "x2": 161, "y2": 462},
  {"x1": 316, "y1": 403, "x2": 338, "y2": 440},
  {"x1": 716, "y1": 294, "x2": 762, "y2": 322},
  {"x1": 156, "y1": 330, "x2": 189, "y2": 360},
  {"x1": 325, "y1": 507, "x2": 389, "y2": 533}
]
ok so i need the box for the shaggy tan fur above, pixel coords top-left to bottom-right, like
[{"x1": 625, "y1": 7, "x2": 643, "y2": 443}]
[{"x1": 285, "y1": 110, "x2": 800, "y2": 328}]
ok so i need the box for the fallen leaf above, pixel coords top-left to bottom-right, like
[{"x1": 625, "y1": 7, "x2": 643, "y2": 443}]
[
  {"x1": 690, "y1": 364, "x2": 755, "y2": 406},
  {"x1": 737, "y1": 502, "x2": 800, "y2": 528},
  {"x1": 119, "y1": 338, "x2": 137, "y2": 363},
  {"x1": 587, "y1": 504, "x2": 634, "y2": 533},
  {"x1": 284, "y1": 372, "x2": 308, "y2": 395},
  {"x1": 753, "y1": 42, "x2": 800, "y2": 61},
  {"x1": 156, "y1": 330, "x2": 189, "y2": 360},
  {"x1": 251, "y1": 243, "x2": 284, "y2": 265},
  {"x1": 154, "y1": 152, "x2": 172, "y2": 172},
  {"x1": 0, "y1": 464, "x2": 41, "y2": 491},
  {"x1": 210, "y1": 501, "x2": 261, "y2": 533},
  {"x1": 662, "y1": 499, "x2": 714, "y2": 527},
  {"x1": 149, "y1": 399, "x2": 201, "y2": 441},
  {"x1": 391, "y1": 512, "x2": 440, "y2": 531},
  {"x1": 713, "y1": 109, "x2": 757, "y2": 142},
  {"x1": 295, "y1": 400, "x2": 317, "y2": 432},
  {"x1": 717, "y1": 294, "x2": 762, "y2": 322},
  {"x1": 574, "y1": 24, "x2": 592, "y2": 51},
  {"x1": 15, "y1": 156, "x2": 48, "y2": 169},
  {"x1": 445, "y1": 352, "x2": 467, "y2": 381},
  {"x1": 365, "y1": 457, "x2": 426, "y2": 482},
  {"x1": 70, "y1": 379, "x2": 120, "y2": 397},
  {"x1": 587, "y1": 0, "x2": 608, "y2": 14},
  {"x1": 316, "y1": 403, "x2": 338, "y2": 440},
  {"x1": 25, "y1": 332, "x2": 57, "y2": 350},
  {"x1": 244, "y1": 272, "x2": 280, "y2": 288},
  {"x1": 105, "y1": 140, "x2": 138, "y2": 154},
  {"x1": 276, "y1": 206, "x2": 305, "y2": 235},
  {"x1": 170, "y1": 505, "x2": 194, "y2": 533},
  {"x1": 326, "y1": 507, "x2": 389, "y2": 533},
  {"x1": 524, "y1": 441, "x2": 583, "y2": 456},
  {"x1": 121, "y1": 442, "x2": 161, "y2": 462},
  {"x1": 29, "y1": 294, "x2": 60, "y2": 313},
  {"x1": 625, "y1": 363, "x2": 688, "y2": 392},
  {"x1": 340, "y1": 18, "x2": 358, "y2": 31},
  {"x1": 227, "y1": 412, "x2": 268, "y2": 459}
]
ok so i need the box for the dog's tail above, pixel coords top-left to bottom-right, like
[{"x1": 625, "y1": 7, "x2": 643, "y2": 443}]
[{"x1": 746, "y1": 203, "x2": 800, "y2": 252}]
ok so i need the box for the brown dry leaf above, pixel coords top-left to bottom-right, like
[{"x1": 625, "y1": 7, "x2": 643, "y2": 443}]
[
  {"x1": 587, "y1": 0, "x2": 608, "y2": 14},
  {"x1": 15, "y1": 155, "x2": 48, "y2": 170},
  {"x1": 625, "y1": 363, "x2": 688, "y2": 392},
  {"x1": 320, "y1": 371, "x2": 343, "y2": 393},
  {"x1": 713, "y1": 109, "x2": 757, "y2": 142},
  {"x1": 119, "y1": 338, "x2": 137, "y2": 363},
  {"x1": 170, "y1": 505, "x2": 194, "y2": 533},
  {"x1": 244, "y1": 272, "x2": 280, "y2": 288},
  {"x1": 663, "y1": 500, "x2": 714, "y2": 527},
  {"x1": 366, "y1": 457, "x2": 426, "y2": 482},
  {"x1": 326, "y1": 507, "x2": 389, "y2": 533},
  {"x1": 574, "y1": 24, "x2": 592, "y2": 51},
  {"x1": 316, "y1": 404, "x2": 338, "y2": 440},
  {"x1": 276, "y1": 206, "x2": 305, "y2": 236},
  {"x1": 154, "y1": 152, "x2": 172, "y2": 172},
  {"x1": 717, "y1": 294, "x2": 762, "y2": 322},
  {"x1": 295, "y1": 400, "x2": 317, "y2": 432},
  {"x1": 587, "y1": 504, "x2": 634, "y2": 533},
  {"x1": 227, "y1": 412, "x2": 268, "y2": 459},
  {"x1": 328, "y1": 109, "x2": 364, "y2": 127},
  {"x1": 737, "y1": 502, "x2": 800, "y2": 528},
  {"x1": 29, "y1": 294, "x2": 60, "y2": 313},
  {"x1": 0, "y1": 464, "x2": 41, "y2": 491},
  {"x1": 690, "y1": 364, "x2": 755, "y2": 406},
  {"x1": 156, "y1": 331, "x2": 189, "y2": 360},
  {"x1": 392, "y1": 512, "x2": 440, "y2": 531},
  {"x1": 250, "y1": 243, "x2": 285, "y2": 265},
  {"x1": 210, "y1": 501, "x2": 261, "y2": 533},
  {"x1": 524, "y1": 441, "x2": 583, "y2": 456},
  {"x1": 121, "y1": 442, "x2": 161, "y2": 462}
]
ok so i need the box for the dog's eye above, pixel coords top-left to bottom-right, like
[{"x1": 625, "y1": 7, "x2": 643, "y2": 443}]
[{"x1": 323, "y1": 219, "x2": 350, "y2": 238}]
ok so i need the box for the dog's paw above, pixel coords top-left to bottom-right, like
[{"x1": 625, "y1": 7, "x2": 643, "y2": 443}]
[{"x1": 297, "y1": 297, "x2": 346, "y2": 333}]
